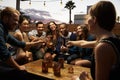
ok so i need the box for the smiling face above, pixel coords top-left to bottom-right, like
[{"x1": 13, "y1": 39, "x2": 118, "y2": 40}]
[
  {"x1": 59, "y1": 24, "x2": 66, "y2": 35},
  {"x1": 1, "y1": 7, "x2": 20, "y2": 31},
  {"x1": 37, "y1": 23, "x2": 44, "y2": 33},
  {"x1": 6, "y1": 13, "x2": 19, "y2": 31},
  {"x1": 49, "y1": 22, "x2": 57, "y2": 31},
  {"x1": 19, "y1": 19, "x2": 29, "y2": 32},
  {"x1": 76, "y1": 26, "x2": 83, "y2": 36}
]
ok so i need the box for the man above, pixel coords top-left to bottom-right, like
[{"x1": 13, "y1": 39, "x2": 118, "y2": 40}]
[
  {"x1": 28, "y1": 21, "x2": 46, "y2": 60},
  {"x1": 0, "y1": 7, "x2": 42, "y2": 80},
  {"x1": 28, "y1": 21, "x2": 46, "y2": 41},
  {"x1": 55, "y1": 23, "x2": 76, "y2": 61}
]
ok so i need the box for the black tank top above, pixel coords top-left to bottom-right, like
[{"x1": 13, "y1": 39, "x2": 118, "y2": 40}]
[{"x1": 90, "y1": 37, "x2": 120, "y2": 80}]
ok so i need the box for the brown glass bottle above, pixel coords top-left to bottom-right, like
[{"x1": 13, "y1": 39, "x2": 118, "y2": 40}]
[
  {"x1": 42, "y1": 60, "x2": 48, "y2": 73},
  {"x1": 58, "y1": 58, "x2": 64, "y2": 68},
  {"x1": 47, "y1": 55, "x2": 53, "y2": 68},
  {"x1": 53, "y1": 62, "x2": 61, "y2": 77}
]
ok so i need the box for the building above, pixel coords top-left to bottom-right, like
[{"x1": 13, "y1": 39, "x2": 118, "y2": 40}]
[
  {"x1": 74, "y1": 14, "x2": 87, "y2": 24},
  {"x1": 74, "y1": 5, "x2": 92, "y2": 24}
]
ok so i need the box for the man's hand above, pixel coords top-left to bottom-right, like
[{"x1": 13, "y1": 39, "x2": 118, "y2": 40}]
[{"x1": 24, "y1": 39, "x2": 44, "y2": 50}]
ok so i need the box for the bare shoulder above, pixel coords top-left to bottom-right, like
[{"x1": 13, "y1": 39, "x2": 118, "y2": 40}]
[
  {"x1": 14, "y1": 31, "x2": 23, "y2": 41},
  {"x1": 14, "y1": 31, "x2": 22, "y2": 37},
  {"x1": 95, "y1": 42, "x2": 116, "y2": 64}
]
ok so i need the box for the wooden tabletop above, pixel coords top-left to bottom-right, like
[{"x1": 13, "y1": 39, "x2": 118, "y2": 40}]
[{"x1": 24, "y1": 59, "x2": 91, "y2": 80}]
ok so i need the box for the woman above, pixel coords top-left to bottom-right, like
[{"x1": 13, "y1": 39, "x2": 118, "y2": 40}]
[
  {"x1": 43, "y1": 32, "x2": 57, "y2": 60},
  {"x1": 72, "y1": 1, "x2": 120, "y2": 80},
  {"x1": 13, "y1": 16, "x2": 33, "y2": 64},
  {"x1": 46, "y1": 21, "x2": 59, "y2": 45},
  {"x1": 69, "y1": 24, "x2": 95, "y2": 67}
]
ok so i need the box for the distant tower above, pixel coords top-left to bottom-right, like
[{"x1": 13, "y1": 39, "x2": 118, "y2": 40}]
[{"x1": 74, "y1": 14, "x2": 86, "y2": 24}]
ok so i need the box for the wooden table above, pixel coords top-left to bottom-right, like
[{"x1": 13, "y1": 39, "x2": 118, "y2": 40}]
[{"x1": 24, "y1": 59, "x2": 91, "y2": 80}]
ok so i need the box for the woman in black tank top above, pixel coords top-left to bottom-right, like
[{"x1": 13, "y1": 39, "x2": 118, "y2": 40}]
[{"x1": 71, "y1": 1, "x2": 118, "y2": 80}]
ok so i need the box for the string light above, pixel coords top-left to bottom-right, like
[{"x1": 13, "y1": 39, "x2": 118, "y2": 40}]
[
  {"x1": 29, "y1": 0, "x2": 31, "y2": 5},
  {"x1": 60, "y1": 0, "x2": 62, "y2": 5},
  {"x1": 44, "y1": 1, "x2": 46, "y2": 6},
  {"x1": 27, "y1": 0, "x2": 63, "y2": 6}
]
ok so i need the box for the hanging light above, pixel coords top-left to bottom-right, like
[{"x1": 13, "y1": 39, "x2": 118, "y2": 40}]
[
  {"x1": 25, "y1": 0, "x2": 65, "y2": 6},
  {"x1": 29, "y1": 0, "x2": 31, "y2": 5},
  {"x1": 44, "y1": 1, "x2": 46, "y2": 6},
  {"x1": 60, "y1": 0, "x2": 62, "y2": 5}
]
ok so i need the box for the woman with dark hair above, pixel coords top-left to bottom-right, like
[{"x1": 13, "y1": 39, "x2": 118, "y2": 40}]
[
  {"x1": 68, "y1": 24, "x2": 95, "y2": 67},
  {"x1": 71, "y1": 1, "x2": 120, "y2": 80},
  {"x1": 76, "y1": 24, "x2": 89, "y2": 40},
  {"x1": 46, "y1": 21, "x2": 59, "y2": 45},
  {"x1": 13, "y1": 15, "x2": 33, "y2": 64}
]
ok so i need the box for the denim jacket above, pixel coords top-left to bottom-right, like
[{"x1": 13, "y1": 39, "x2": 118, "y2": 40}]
[{"x1": 0, "y1": 21, "x2": 25, "y2": 61}]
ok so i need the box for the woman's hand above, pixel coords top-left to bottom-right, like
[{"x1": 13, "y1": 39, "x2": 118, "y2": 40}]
[
  {"x1": 18, "y1": 65, "x2": 26, "y2": 71},
  {"x1": 60, "y1": 45, "x2": 68, "y2": 52},
  {"x1": 66, "y1": 41, "x2": 73, "y2": 47},
  {"x1": 25, "y1": 39, "x2": 44, "y2": 50},
  {"x1": 80, "y1": 71, "x2": 91, "y2": 80},
  {"x1": 71, "y1": 75, "x2": 80, "y2": 80},
  {"x1": 71, "y1": 71, "x2": 91, "y2": 80}
]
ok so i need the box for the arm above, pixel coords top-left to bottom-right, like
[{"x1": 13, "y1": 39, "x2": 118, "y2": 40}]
[
  {"x1": 29, "y1": 35, "x2": 38, "y2": 41},
  {"x1": 24, "y1": 39, "x2": 44, "y2": 50},
  {"x1": 5, "y1": 56, "x2": 26, "y2": 70},
  {"x1": 28, "y1": 30, "x2": 38, "y2": 41},
  {"x1": 7, "y1": 33, "x2": 44, "y2": 50},
  {"x1": 14, "y1": 31, "x2": 24, "y2": 41},
  {"x1": 7, "y1": 34, "x2": 26, "y2": 48},
  {"x1": 0, "y1": 30, "x2": 25, "y2": 70},
  {"x1": 95, "y1": 42, "x2": 116, "y2": 80},
  {"x1": 67, "y1": 40, "x2": 96, "y2": 48},
  {"x1": 77, "y1": 36, "x2": 120, "y2": 80}
]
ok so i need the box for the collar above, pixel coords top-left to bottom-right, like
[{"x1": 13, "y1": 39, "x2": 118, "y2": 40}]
[{"x1": 0, "y1": 20, "x2": 9, "y2": 34}]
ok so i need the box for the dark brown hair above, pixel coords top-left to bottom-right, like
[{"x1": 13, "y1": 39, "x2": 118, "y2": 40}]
[
  {"x1": 89, "y1": 1, "x2": 116, "y2": 31},
  {"x1": 36, "y1": 21, "x2": 43, "y2": 27},
  {"x1": 77, "y1": 24, "x2": 89, "y2": 40}
]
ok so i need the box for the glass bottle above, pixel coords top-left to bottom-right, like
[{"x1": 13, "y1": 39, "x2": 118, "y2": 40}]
[
  {"x1": 53, "y1": 62, "x2": 61, "y2": 77},
  {"x1": 58, "y1": 58, "x2": 64, "y2": 68},
  {"x1": 42, "y1": 60, "x2": 48, "y2": 73}
]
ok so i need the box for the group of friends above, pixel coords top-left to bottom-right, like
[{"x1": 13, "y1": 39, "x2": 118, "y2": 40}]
[{"x1": 0, "y1": 1, "x2": 120, "y2": 80}]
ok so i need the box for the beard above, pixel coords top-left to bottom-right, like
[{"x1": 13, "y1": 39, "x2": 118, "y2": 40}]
[{"x1": 7, "y1": 23, "x2": 17, "y2": 31}]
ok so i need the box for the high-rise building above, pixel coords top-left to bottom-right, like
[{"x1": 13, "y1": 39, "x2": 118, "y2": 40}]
[
  {"x1": 74, "y1": 14, "x2": 86, "y2": 24},
  {"x1": 74, "y1": 5, "x2": 92, "y2": 24}
]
